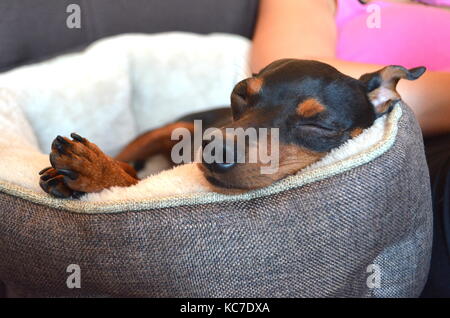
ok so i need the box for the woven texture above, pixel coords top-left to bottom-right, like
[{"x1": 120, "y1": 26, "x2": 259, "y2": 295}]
[{"x1": 0, "y1": 104, "x2": 432, "y2": 297}]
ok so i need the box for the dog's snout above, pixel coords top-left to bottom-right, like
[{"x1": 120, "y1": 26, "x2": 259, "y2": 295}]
[{"x1": 202, "y1": 139, "x2": 237, "y2": 173}]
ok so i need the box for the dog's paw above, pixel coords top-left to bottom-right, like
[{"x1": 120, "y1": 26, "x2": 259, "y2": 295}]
[
  {"x1": 39, "y1": 167, "x2": 84, "y2": 199},
  {"x1": 47, "y1": 133, "x2": 110, "y2": 193},
  {"x1": 45, "y1": 133, "x2": 137, "y2": 196}
]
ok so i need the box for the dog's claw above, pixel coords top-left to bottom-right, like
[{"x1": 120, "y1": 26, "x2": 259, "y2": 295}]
[
  {"x1": 39, "y1": 179, "x2": 49, "y2": 192},
  {"x1": 56, "y1": 135, "x2": 69, "y2": 144},
  {"x1": 39, "y1": 167, "x2": 52, "y2": 175},
  {"x1": 40, "y1": 173, "x2": 53, "y2": 181},
  {"x1": 71, "y1": 133, "x2": 84, "y2": 142},
  {"x1": 58, "y1": 169, "x2": 78, "y2": 180},
  {"x1": 47, "y1": 176, "x2": 62, "y2": 186},
  {"x1": 71, "y1": 191, "x2": 85, "y2": 199},
  {"x1": 52, "y1": 138, "x2": 66, "y2": 154},
  {"x1": 50, "y1": 187, "x2": 70, "y2": 199}
]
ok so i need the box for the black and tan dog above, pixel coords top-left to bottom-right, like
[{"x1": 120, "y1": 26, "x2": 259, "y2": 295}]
[{"x1": 39, "y1": 59, "x2": 425, "y2": 198}]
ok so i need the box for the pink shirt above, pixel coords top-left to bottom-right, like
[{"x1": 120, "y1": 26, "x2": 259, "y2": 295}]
[{"x1": 335, "y1": 0, "x2": 450, "y2": 71}]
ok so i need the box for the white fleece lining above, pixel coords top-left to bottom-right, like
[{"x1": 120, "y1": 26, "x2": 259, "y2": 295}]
[{"x1": 0, "y1": 33, "x2": 402, "y2": 212}]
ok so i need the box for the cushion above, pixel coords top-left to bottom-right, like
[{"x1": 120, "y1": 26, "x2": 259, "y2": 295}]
[{"x1": 0, "y1": 34, "x2": 433, "y2": 297}]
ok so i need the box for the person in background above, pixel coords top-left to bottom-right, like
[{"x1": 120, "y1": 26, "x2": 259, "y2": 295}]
[{"x1": 250, "y1": 0, "x2": 450, "y2": 297}]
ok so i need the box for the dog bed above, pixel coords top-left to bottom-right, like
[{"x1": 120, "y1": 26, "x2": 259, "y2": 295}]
[{"x1": 0, "y1": 33, "x2": 432, "y2": 297}]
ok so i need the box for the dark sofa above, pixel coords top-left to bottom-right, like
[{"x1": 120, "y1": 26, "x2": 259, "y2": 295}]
[{"x1": 0, "y1": 0, "x2": 258, "y2": 72}]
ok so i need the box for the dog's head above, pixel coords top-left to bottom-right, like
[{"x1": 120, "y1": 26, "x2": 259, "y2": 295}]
[{"x1": 201, "y1": 59, "x2": 425, "y2": 190}]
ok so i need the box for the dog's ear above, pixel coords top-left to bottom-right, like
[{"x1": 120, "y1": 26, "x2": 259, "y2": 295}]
[{"x1": 359, "y1": 65, "x2": 426, "y2": 118}]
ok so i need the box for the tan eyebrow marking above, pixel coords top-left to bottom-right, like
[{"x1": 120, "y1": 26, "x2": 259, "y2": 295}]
[
  {"x1": 297, "y1": 98, "x2": 326, "y2": 118},
  {"x1": 247, "y1": 77, "x2": 264, "y2": 95}
]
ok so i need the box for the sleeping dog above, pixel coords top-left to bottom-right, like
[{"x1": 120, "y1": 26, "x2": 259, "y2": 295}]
[{"x1": 39, "y1": 59, "x2": 425, "y2": 198}]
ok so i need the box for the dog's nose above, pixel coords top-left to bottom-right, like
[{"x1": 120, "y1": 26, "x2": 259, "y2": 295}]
[
  {"x1": 202, "y1": 140, "x2": 236, "y2": 173},
  {"x1": 203, "y1": 161, "x2": 236, "y2": 173}
]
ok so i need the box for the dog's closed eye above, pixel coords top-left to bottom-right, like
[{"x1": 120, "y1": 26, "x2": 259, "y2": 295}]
[
  {"x1": 297, "y1": 122, "x2": 337, "y2": 134},
  {"x1": 300, "y1": 123, "x2": 334, "y2": 131}
]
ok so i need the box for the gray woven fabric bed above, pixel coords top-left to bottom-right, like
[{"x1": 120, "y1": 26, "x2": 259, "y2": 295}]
[{"x1": 0, "y1": 102, "x2": 432, "y2": 297}]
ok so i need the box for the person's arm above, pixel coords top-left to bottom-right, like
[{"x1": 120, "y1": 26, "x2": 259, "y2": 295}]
[
  {"x1": 251, "y1": 0, "x2": 337, "y2": 72},
  {"x1": 251, "y1": 0, "x2": 450, "y2": 135}
]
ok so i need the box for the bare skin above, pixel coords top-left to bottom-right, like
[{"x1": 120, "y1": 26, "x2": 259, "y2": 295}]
[{"x1": 250, "y1": 0, "x2": 450, "y2": 136}]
